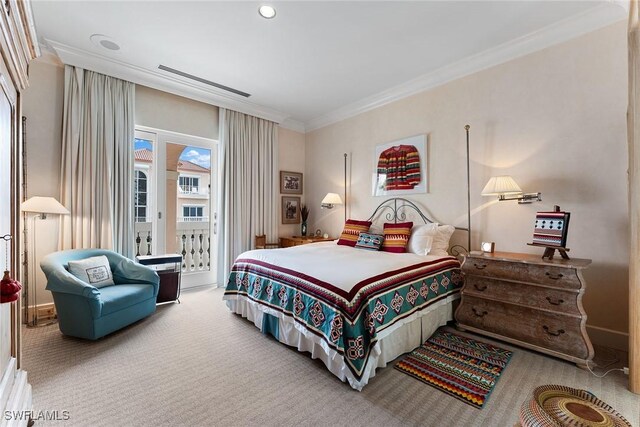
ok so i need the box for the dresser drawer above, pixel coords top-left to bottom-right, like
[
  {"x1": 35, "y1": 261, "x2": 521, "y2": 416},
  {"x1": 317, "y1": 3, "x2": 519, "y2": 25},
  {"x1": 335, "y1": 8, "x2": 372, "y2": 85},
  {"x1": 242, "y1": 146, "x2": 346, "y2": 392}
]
[
  {"x1": 456, "y1": 295, "x2": 590, "y2": 359},
  {"x1": 463, "y1": 276, "x2": 581, "y2": 315},
  {"x1": 463, "y1": 258, "x2": 581, "y2": 289}
]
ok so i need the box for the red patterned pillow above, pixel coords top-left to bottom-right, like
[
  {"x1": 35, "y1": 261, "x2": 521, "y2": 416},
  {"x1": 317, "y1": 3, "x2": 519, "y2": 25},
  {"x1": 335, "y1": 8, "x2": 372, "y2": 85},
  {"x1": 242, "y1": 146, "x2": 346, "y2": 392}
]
[
  {"x1": 337, "y1": 219, "x2": 373, "y2": 247},
  {"x1": 382, "y1": 221, "x2": 414, "y2": 253}
]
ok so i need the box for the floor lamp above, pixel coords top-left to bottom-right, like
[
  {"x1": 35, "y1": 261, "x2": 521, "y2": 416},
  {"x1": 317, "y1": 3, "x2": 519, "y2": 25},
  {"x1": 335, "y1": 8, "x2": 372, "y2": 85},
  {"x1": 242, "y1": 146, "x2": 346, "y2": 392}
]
[{"x1": 21, "y1": 196, "x2": 69, "y2": 327}]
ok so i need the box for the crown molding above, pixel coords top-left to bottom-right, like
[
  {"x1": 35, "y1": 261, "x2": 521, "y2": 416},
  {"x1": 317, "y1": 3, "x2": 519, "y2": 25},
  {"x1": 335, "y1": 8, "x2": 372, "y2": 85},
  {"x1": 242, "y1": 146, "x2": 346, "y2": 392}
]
[
  {"x1": 35, "y1": 43, "x2": 63, "y2": 67},
  {"x1": 279, "y1": 118, "x2": 306, "y2": 133},
  {"x1": 46, "y1": 39, "x2": 293, "y2": 125},
  {"x1": 304, "y1": 3, "x2": 627, "y2": 132}
]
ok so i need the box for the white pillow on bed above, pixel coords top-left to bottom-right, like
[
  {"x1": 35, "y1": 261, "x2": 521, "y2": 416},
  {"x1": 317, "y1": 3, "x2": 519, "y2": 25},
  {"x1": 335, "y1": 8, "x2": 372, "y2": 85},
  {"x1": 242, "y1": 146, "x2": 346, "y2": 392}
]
[
  {"x1": 430, "y1": 225, "x2": 456, "y2": 256},
  {"x1": 407, "y1": 223, "x2": 438, "y2": 255}
]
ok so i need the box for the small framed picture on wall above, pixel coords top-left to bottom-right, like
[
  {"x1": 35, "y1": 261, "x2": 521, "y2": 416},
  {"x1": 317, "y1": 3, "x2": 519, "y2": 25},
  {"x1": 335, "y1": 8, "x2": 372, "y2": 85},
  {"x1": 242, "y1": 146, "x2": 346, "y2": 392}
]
[
  {"x1": 282, "y1": 196, "x2": 301, "y2": 224},
  {"x1": 280, "y1": 171, "x2": 303, "y2": 194}
]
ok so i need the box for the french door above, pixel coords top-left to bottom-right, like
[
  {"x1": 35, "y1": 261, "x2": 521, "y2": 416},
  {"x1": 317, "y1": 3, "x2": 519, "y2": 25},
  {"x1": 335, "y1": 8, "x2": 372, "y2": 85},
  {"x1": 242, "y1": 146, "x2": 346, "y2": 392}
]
[
  {"x1": 0, "y1": 59, "x2": 15, "y2": 384},
  {"x1": 134, "y1": 126, "x2": 218, "y2": 288}
]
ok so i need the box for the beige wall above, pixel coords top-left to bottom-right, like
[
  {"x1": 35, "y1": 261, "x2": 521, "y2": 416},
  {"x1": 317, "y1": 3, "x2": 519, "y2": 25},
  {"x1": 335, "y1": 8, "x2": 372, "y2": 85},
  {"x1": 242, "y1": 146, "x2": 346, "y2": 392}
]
[
  {"x1": 22, "y1": 59, "x2": 64, "y2": 306},
  {"x1": 135, "y1": 85, "x2": 219, "y2": 139},
  {"x1": 278, "y1": 127, "x2": 306, "y2": 238},
  {"x1": 306, "y1": 22, "x2": 629, "y2": 348}
]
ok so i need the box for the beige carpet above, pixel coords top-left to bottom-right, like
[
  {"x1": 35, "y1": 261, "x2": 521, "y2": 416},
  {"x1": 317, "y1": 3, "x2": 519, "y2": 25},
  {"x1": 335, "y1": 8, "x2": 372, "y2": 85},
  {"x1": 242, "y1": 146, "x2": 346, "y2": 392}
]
[{"x1": 23, "y1": 287, "x2": 639, "y2": 426}]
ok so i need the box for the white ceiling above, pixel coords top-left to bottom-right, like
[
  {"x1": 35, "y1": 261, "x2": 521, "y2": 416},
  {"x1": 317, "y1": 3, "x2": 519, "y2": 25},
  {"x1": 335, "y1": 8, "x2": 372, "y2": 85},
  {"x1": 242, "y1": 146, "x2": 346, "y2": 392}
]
[{"x1": 32, "y1": 1, "x2": 626, "y2": 132}]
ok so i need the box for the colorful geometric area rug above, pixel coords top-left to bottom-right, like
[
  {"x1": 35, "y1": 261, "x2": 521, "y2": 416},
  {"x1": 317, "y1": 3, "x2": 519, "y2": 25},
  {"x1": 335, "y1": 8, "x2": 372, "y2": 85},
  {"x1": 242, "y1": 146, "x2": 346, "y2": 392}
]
[{"x1": 395, "y1": 327, "x2": 513, "y2": 409}]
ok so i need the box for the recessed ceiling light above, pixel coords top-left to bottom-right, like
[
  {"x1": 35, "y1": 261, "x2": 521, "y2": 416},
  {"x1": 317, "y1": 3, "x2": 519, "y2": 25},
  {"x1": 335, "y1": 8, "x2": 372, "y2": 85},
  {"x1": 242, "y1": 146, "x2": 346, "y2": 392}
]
[
  {"x1": 258, "y1": 5, "x2": 276, "y2": 19},
  {"x1": 90, "y1": 34, "x2": 121, "y2": 51}
]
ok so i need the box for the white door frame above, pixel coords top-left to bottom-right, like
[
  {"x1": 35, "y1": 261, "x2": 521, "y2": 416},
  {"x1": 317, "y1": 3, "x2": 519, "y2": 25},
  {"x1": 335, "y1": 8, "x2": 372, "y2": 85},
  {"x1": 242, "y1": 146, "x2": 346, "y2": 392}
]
[{"x1": 136, "y1": 125, "x2": 219, "y2": 288}]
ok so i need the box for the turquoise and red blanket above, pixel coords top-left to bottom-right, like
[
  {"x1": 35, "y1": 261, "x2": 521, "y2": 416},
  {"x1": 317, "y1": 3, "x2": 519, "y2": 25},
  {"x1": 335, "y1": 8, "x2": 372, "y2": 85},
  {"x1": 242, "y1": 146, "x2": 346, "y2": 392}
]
[{"x1": 224, "y1": 255, "x2": 462, "y2": 381}]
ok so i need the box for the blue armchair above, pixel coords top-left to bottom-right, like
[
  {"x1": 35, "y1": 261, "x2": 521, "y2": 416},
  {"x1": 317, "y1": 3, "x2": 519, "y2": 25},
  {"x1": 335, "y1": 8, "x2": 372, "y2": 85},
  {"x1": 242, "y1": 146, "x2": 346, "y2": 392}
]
[{"x1": 40, "y1": 249, "x2": 160, "y2": 340}]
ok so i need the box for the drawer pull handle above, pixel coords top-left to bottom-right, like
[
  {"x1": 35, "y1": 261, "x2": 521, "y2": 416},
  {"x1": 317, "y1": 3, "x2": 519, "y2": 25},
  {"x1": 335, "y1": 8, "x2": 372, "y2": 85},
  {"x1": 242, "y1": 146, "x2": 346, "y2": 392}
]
[
  {"x1": 543, "y1": 325, "x2": 565, "y2": 337},
  {"x1": 474, "y1": 263, "x2": 487, "y2": 270},
  {"x1": 472, "y1": 307, "x2": 488, "y2": 317},
  {"x1": 545, "y1": 272, "x2": 564, "y2": 280},
  {"x1": 473, "y1": 283, "x2": 487, "y2": 291},
  {"x1": 546, "y1": 296, "x2": 564, "y2": 306}
]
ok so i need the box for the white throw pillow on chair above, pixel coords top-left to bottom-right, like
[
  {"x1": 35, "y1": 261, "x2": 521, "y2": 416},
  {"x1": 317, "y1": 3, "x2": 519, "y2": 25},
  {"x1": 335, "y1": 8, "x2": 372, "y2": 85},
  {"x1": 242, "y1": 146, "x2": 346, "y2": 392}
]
[{"x1": 67, "y1": 255, "x2": 115, "y2": 288}]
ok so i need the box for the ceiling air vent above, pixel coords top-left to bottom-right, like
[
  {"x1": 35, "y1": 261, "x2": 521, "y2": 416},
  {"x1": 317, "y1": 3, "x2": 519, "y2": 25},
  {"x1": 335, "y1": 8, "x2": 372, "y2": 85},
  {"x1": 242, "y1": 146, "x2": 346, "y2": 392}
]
[{"x1": 158, "y1": 65, "x2": 251, "y2": 98}]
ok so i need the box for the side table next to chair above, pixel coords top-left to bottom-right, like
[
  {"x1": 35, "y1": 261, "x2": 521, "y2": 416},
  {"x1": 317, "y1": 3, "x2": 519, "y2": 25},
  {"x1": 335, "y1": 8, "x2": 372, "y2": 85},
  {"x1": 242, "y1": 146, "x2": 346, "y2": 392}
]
[{"x1": 136, "y1": 254, "x2": 182, "y2": 304}]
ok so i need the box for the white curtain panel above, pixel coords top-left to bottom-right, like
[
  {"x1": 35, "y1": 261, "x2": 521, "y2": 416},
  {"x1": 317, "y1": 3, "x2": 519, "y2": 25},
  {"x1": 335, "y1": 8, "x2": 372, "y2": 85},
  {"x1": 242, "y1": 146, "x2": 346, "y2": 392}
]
[
  {"x1": 217, "y1": 108, "x2": 279, "y2": 284},
  {"x1": 628, "y1": 0, "x2": 640, "y2": 393},
  {"x1": 59, "y1": 65, "x2": 135, "y2": 257}
]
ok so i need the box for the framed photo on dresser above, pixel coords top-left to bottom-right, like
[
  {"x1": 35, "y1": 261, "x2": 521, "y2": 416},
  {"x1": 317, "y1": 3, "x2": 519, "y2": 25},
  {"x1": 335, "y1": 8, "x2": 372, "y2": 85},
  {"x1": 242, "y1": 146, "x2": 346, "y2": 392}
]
[{"x1": 532, "y1": 210, "x2": 571, "y2": 247}]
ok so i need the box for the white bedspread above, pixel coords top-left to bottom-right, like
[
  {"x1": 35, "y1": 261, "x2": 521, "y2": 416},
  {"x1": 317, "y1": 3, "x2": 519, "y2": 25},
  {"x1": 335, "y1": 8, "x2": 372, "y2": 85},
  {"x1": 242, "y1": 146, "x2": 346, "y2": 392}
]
[{"x1": 239, "y1": 241, "x2": 447, "y2": 292}]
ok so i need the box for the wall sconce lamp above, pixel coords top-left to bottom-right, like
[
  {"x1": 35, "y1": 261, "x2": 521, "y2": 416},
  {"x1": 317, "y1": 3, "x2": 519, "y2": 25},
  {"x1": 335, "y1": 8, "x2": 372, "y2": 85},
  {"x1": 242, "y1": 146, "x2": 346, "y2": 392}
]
[
  {"x1": 321, "y1": 193, "x2": 343, "y2": 209},
  {"x1": 481, "y1": 175, "x2": 542, "y2": 204}
]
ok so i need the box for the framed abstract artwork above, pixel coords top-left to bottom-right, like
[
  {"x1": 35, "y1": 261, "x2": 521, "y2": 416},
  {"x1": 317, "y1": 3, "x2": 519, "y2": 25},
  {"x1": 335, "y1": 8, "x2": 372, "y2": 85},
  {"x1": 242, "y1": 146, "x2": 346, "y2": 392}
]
[
  {"x1": 532, "y1": 210, "x2": 571, "y2": 247},
  {"x1": 282, "y1": 196, "x2": 301, "y2": 224},
  {"x1": 280, "y1": 171, "x2": 303, "y2": 194},
  {"x1": 372, "y1": 134, "x2": 427, "y2": 197}
]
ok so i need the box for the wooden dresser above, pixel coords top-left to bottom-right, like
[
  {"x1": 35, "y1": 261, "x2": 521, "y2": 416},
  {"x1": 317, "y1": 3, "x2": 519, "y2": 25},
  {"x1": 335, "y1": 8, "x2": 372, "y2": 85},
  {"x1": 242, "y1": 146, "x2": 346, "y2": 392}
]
[
  {"x1": 455, "y1": 251, "x2": 594, "y2": 368},
  {"x1": 279, "y1": 236, "x2": 335, "y2": 248}
]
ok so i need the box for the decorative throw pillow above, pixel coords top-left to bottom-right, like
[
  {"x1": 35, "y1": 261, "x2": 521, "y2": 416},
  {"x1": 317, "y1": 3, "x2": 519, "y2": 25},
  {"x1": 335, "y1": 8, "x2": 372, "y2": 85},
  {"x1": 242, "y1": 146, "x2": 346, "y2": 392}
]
[
  {"x1": 67, "y1": 255, "x2": 115, "y2": 288},
  {"x1": 407, "y1": 223, "x2": 439, "y2": 255},
  {"x1": 337, "y1": 219, "x2": 373, "y2": 247},
  {"x1": 381, "y1": 221, "x2": 413, "y2": 253},
  {"x1": 430, "y1": 225, "x2": 456, "y2": 256},
  {"x1": 354, "y1": 232, "x2": 385, "y2": 251}
]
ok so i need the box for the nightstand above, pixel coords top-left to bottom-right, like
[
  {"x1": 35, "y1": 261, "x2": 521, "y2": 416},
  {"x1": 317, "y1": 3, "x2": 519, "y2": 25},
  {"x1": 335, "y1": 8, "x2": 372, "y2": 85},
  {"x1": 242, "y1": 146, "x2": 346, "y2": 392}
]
[
  {"x1": 455, "y1": 251, "x2": 594, "y2": 368},
  {"x1": 279, "y1": 236, "x2": 335, "y2": 248}
]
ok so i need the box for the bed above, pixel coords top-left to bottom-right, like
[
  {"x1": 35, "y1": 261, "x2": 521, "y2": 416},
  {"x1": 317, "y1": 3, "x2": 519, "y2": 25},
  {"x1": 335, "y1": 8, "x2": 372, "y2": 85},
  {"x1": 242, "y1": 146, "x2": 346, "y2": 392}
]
[{"x1": 223, "y1": 198, "x2": 466, "y2": 390}]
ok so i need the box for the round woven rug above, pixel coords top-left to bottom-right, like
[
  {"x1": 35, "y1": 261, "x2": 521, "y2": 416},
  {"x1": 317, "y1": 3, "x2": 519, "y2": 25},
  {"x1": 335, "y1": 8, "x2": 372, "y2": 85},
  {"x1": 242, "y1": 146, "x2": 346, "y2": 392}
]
[{"x1": 519, "y1": 385, "x2": 632, "y2": 427}]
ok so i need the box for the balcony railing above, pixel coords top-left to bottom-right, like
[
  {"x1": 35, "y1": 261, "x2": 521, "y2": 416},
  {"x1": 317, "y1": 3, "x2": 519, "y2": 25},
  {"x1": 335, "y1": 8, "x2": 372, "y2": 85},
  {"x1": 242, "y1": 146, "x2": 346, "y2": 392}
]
[
  {"x1": 134, "y1": 221, "x2": 212, "y2": 273},
  {"x1": 178, "y1": 216, "x2": 209, "y2": 222},
  {"x1": 178, "y1": 187, "x2": 209, "y2": 197}
]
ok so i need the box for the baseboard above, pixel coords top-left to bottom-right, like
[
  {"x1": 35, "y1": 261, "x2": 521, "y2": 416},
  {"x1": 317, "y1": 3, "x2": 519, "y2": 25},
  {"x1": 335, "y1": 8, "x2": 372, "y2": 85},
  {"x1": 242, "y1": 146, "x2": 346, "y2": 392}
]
[
  {"x1": 24, "y1": 303, "x2": 57, "y2": 324},
  {"x1": 0, "y1": 358, "x2": 32, "y2": 427},
  {"x1": 586, "y1": 325, "x2": 628, "y2": 352}
]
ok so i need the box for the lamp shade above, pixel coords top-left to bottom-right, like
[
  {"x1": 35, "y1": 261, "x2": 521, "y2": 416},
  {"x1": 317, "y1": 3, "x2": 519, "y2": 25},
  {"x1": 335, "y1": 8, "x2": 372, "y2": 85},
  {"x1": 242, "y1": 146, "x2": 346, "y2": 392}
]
[
  {"x1": 321, "y1": 193, "x2": 343, "y2": 205},
  {"x1": 481, "y1": 176, "x2": 523, "y2": 196},
  {"x1": 21, "y1": 196, "x2": 70, "y2": 215}
]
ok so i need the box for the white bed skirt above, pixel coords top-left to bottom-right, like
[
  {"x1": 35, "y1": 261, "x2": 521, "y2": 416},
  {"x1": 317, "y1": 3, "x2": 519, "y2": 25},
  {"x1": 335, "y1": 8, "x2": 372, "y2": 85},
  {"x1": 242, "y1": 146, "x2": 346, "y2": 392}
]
[{"x1": 224, "y1": 294, "x2": 459, "y2": 391}]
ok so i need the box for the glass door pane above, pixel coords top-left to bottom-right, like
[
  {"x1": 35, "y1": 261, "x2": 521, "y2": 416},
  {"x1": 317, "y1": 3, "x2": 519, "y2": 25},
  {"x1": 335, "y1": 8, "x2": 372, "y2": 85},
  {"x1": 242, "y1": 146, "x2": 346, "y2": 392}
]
[
  {"x1": 166, "y1": 142, "x2": 216, "y2": 288},
  {"x1": 133, "y1": 131, "x2": 156, "y2": 257}
]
